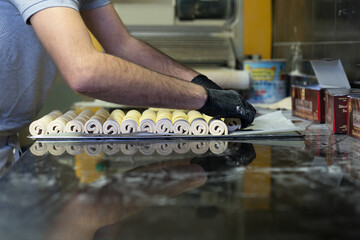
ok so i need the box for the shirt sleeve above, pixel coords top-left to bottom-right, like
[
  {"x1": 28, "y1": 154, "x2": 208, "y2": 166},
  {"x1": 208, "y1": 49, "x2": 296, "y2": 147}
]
[
  {"x1": 10, "y1": 0, "x2": 80, "y2": 24},
  {"x1": 80, "y1": 0, "x2": 111, "y2": 11}
]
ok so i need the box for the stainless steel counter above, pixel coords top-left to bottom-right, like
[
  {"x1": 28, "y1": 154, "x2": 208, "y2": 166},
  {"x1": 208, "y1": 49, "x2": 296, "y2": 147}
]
[{"x1": 0, "y1": 111, "x2": 359, "y2": 240}]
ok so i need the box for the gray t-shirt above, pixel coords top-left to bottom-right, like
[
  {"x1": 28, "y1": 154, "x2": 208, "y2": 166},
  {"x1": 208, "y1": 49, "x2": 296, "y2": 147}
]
[{"x1": 0, "y1": 0, "x2": 110, "y2": 136}]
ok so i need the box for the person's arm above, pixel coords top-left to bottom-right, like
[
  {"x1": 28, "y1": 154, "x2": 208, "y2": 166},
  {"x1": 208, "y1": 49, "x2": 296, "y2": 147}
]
[
  {"x1": 80, "y1": 4, "x2": 199, "y2": 81},
  {"x1": 30, "y1": 7, "x2": 206, "y2": 110}
]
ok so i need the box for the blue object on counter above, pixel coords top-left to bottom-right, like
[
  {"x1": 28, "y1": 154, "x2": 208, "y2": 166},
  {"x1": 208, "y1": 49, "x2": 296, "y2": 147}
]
[{"x1": 244, "y1": 60, "x2": 287, "y2": 104}]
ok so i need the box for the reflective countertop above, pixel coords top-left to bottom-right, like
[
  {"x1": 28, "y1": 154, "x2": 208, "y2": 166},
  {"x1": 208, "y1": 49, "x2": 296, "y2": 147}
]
[{"x1": 1, "y1": 113, "x2": 360, "y2": 240}]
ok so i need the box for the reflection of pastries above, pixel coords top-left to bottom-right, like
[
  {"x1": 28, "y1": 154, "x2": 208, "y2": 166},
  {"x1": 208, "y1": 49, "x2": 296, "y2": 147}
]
[
  {"x1": 138, "y1": 110, "x2": 156, "y2": 133},
  {"x1": 103, "y1": 143, "x2": 121, "y2": 155},
  {"x1": 121, "y1": 110, "x2": 141, "y2": 133},
  {"x1": 84, "y1": 144, "x2": 103, "y2": 156},
  {"x1": 173, "y1": 142, "x2": 190, "y2": 154},
  {"x1": 139, "y1": 144, "x2": 156, "y2": 155},
  {"x1": 156, "y1": 110, "x2": 173, "y2": 133},
  {"x1": 225, "y1": 118, "x2": 241, "y2": 132},
  {"x1": 209, "y1": 141, "x2": 228, "y2": 154},
  {"x1": 66, "y1": 109, "x2": 94, "y2": 133},
  {"x1": 103, "y1": 109, "x2": 125, "y2": 134},
  {"x1": 120, "y1": 144, "x2": 138, "y2": 155},
  {"x1": 190, "y1": 141, "x2": 209, "y2": 154},
  {"x1": 47, "y1": 110, "x2": 78, "y2": 134},
  {"x1": 65, "y1": 145, "x2": 84, "y2": 155},
  {"x1": 47, "y1": 143, "x2": 66, "y2": 156},
  {"x1": 188, "y1": 111, "x2": 208, "y2": 135},
  {"x1": 156, "y1": 143, "x2": 174, "y2": 156},
  {"x1": 84, "y1": 109, "x2": 110, "y2": 134},
  {"x1": 30, "y1": 142, "x2": 48, "y2": 156},
  {"x1": 29, "y1": 110, "x2": 62, "y2": 136}
]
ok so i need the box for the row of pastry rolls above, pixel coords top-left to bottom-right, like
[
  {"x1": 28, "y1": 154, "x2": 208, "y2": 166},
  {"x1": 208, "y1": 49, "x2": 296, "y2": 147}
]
[{"x1": 30, "y1": 108, "x2": 240, "y2": 136}]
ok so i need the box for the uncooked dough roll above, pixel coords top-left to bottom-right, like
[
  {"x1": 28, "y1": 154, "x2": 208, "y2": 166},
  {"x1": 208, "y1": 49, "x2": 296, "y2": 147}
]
[
  {"x1": 190, "y1": 141, "x2": 209, "y2": 154},
  {"x1": 29, "y1": 110, "x2": 62, "y2": 136},
  {"x1": 138, "y1": 109, "x2": 156, "y2": 133},
  {"x1": 225, "y1": 118, "x2": 242, "y2": 132},
  {"x1": 66, "y1": 109, "x2": 94, "y2": 133},
  {"x1": 30, "y1": 142, "x2": 48, "y2": 156},
  {"x1": 203, "y1": 115, "x2": 228, "y2": 136},
  {"x1": 156, "y1": 110, "x2": 173, "y2": 133},
  {"x1": 103, "y1": 109, "x2": 125, "y2": 134},
  {"x1": 172, "y1": 110, "x2": 190, "y2": 135},
  {"x1": 47, "y1": 110, "x2": 78, "y2": 134},
  {"x1": 84, "y1": 109, "x2": 110, "y2": 134},
  {"x1": 209, "y1": 141, "x2": 228, "y2": 154},
  {"x1": 95, "y1": 108, "x2": 110, "y2": 119},
  {"x1": 188, "y1": 110, "x2": 208, "y2": 135},
  {"x1": 121, "y1": 110, "x2": 141, "y2": 133},
  {"x1": 156, "y1": 143, "x2": 173, "y2": 156}
]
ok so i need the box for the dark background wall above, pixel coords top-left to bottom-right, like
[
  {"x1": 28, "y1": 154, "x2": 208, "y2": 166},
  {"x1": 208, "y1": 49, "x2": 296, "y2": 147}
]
[{"x1": 272, "y1": 0, "x2": 360, "y2": 84}]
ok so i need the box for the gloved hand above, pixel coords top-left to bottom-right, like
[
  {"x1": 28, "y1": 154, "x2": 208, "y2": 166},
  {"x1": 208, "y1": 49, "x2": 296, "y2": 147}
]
[
  {"x1": 191, "y1": 74, "x2": 222, "y2": 90},
  {"x1": 198, "y1": 88, "x2": 256, "y2": 128}
]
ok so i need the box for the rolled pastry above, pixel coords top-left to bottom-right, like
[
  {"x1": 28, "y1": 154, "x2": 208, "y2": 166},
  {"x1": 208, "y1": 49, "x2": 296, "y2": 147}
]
[
  {"x1": 47, "y1": 110, "x2": 78, "y2": 134},
  {"x1": 190, "y1": 141, "x2": 209, "y2": 155},
  {"x1": 103, "y1": 109, "x2": 125, "y2": 134},
  {"x1": 209, "y1": 141, "x2": 228, "y2": 154},
  {"x1": 29, "y1": 110, "x2": 62, "y2": 136},
  {"x1": 172, "y1": 110, "x2": 190, "y2": 135},
  {"x1": 65, "y1": 145, "x2": 84, "y2": 155},
  {"x1": 173, "y1": 142, "x2": 190, "y2": 154},
  {"x1": 156, "y1": 143, "x2": 173, "y2": 156},
  {"x1": 66, "y1": 109, "x2": 94, "y2": 133},
  {"x1": 203, "y1": 115, "x2": 228, "y2": 136},
  {"x1": 120, "y1": 110, "x2": 141, "y2": 133},
  {"x1": 138, "y1": 109, "x2": 156, "y2": 133},
  {"x1": 30, "y1": 142, "x2": 48, "y2": 156},
  {"x1": 95, "y1": 108, "x2": 110, "y2": 119},
  {"x1": 155, "y1": 110, "x2": 173, "y2": 133},
  {"x1": 84, "y1": 109, "x2": 110, "y2": 134},
  {"x1": 188, "y1": 110, "x2": 208, "y2": 135},
  {"x1": 225, "y1": 118, "x2": 242, "y2": 132}
]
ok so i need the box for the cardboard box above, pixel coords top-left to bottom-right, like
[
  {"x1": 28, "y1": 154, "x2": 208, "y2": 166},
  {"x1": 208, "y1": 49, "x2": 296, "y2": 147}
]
[
  {"x1": 347, "y1": 95, "x2": 360, "y2": 140},
  {"x1": 292, "y1": 85, "x2": 325, "y2": 123},
  {"x1": 325, "y1": 89, "x2": 360, "y2": 133},
  {"x1": 291, "y1": 59, "x2": 351, "y2": 123}
]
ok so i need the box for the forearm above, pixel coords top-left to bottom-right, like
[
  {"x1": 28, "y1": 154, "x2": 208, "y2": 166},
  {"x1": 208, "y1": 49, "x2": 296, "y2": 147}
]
[
  {"x1": 108, "y1": 37, "x2": 199, "y2": 81},
  {"x1": 71, "y1": 51, "x2": 206, "y2": 109},
  {"x1": 80, "y1": 4, "x2": 198, "y2": 81}
]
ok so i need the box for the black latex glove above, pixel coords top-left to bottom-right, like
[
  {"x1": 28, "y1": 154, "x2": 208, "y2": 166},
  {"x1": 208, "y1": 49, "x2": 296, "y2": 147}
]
[
  {"x1": 191, "y1": 74, "x2": 222, "y2": 90},
  {"x1": 198, "y1": 88, "x2": 256, "y2": 128}
]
